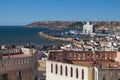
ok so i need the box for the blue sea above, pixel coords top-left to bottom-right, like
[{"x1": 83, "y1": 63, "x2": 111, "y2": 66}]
[{"x1": 0, "y1": 26, "x2": 64, "y2": 46}]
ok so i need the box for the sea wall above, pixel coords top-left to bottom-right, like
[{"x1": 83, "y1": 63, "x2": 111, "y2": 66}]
[{"x1": 39, "y1": 32, "x2": 78, "y2": 43}]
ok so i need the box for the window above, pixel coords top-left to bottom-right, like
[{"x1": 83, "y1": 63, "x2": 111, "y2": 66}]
[
  {"x1": 17, "y1": 71, "x2": 22, "y2": 80},
  {"x1": 51, "y1": 64, "x2": 53, "y2": 73},
  {"x1": 70, "y1": 67, "x2": 73, "y2": 77},
  {"x1": 0, "y1": 74, "x2": 8, "y2": 80},
  {"x1": 60, "y1": 65, "x2": 62, "y2": 75},
  {"x1": 76, "y1": 68, "x2": 78, "y2": 78},
  {"x1": 82, "y1": 69, "x2": 84, "y2": 80},
  {"x1": 65, "y1": 66, "x2": 68, "y2": 76},
  {"x1": 55, "y1": 64, "x2": 58, "y2": 74},
  {"x1": 35, "y1": 76, "x2": 38, "y2": 80}
]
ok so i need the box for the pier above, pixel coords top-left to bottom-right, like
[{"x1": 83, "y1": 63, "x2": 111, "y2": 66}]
[{"x1": 39, "y1": 32, "x2": 78, "y2": 43}]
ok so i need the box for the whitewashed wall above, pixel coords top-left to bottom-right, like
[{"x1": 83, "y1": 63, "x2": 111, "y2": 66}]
[
  {"x1": 94, "y1": 67, "x2": 98, "y2": 80},
  {"x1": 83, "y1": 22, "x2": 93, "y2": 34},
  {"x1": 46, "y1": 60, "x2": 89, "y2": 80},
  {"x1": 21, "y1": 48, "x2": 36, "y2": 54}
]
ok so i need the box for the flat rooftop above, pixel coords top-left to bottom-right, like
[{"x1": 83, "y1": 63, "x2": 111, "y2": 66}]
[
  {"x1": 0, "y1": 48, "x2": 33, "y2": 59},
  {"x1": 2, "y1": 53, "x2": 32, "y2": 59},
  {"x1": 48, "y1": 50, "x2": 120, "y2": 69}
]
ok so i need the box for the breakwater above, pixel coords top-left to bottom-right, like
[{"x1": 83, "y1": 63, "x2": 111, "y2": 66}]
[{"x1": 39, "y1": 32, "x2": 78, "y2": 43}]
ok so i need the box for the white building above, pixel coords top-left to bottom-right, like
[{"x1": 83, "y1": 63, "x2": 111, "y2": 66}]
[
  {"x1": 46, "y1": 61, "x2": 93, "y2": 80},
  {"x1": 46, "y1": 50, "x2": 120, "y2": 80},
  {"x1": 83, "y1": 22, "x2": 93, "y2": 34}
]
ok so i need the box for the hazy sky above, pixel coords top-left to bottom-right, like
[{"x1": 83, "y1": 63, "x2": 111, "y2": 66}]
[{"x1": 0, "y1": 0, "x2": 120, "y2": 25}]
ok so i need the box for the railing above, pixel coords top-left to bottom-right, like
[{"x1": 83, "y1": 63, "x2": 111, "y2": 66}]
[
  {"x1": 0, "y1": 53, "x2": 37, "y2": 72},
  {"x1": 0, "y1": 48, "x2": 21, "y2": 55}
]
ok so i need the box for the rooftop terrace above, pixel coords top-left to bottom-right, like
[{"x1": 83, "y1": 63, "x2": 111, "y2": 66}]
[{"x1": 48, "y1": 50, "x2": 120, "y2": 69}]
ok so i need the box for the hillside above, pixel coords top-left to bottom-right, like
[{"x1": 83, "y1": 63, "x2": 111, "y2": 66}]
[
  {"x1": 26, "y1": 21, "x2": 75, "y2": 28},
  {"x1": 26, "y1": 21, "x2": 120, "y2": 29}
]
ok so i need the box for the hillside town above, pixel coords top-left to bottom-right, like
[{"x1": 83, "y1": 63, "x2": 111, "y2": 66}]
[{"x1": 1, "y1": 22, "x2": 120, "y2": 80}]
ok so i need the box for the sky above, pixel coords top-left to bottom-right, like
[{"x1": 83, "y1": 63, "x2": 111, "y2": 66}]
[{"x1": 0, "y1": 0, "x2": 120, "y2": 25}]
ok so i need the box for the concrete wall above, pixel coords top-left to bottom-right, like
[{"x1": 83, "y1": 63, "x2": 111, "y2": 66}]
[
  {"x1": 88, "y1": 67, "x2": 94, "y2": 80},
  {"x1": 21, "y1": 48, "x2": 36, "y2": 55},
  {"x1": 0, "y1": 67, "x2": 33, "y2": 80},
  {"x1": 117, "y1": 52, "x2": 120, "y2": 62},
  {"x1": 94, "y1": 67, "x2": 99, "y2": 80},
  {"x1": 38, "y1": 60, "x2": 46, "y2": 80},
  {"x1": 21, "y1": 48, "x2": 30, "y2": 54},
  {"x1": 97, "y1": 68, "x2": 120, "y2": 80},
  {"x1": 46, "y1": 60, "x2": 90, "y2": 80},
  {"x1": 38, "y1": 60, "x2": 46, "y2": 71}
]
